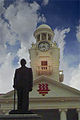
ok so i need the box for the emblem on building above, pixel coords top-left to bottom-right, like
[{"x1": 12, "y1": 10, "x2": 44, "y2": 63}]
[{"x1": 37, "y1": 83, "x2": 50, "y2": 96}]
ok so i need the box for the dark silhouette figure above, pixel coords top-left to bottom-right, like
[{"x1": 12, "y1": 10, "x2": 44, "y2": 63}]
[{"x1": 13, "y1": 59, "x2": 33, "y2": 113}]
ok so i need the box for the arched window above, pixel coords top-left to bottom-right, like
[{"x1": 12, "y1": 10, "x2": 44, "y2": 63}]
[
  {"x1": 42, "y1": 33, "x2": 46, "y2": 40},
  {"x1": 48, "y1": 34, "x2": 51, "y2": 40},
  {"x1": 37, "y1": 34, "x2": 40, "y2": 41}
]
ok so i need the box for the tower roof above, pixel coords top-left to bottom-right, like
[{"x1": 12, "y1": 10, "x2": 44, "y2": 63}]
[
  {"x1": 34, "y1": 24, "x2": 54, "y2": 37},
  {"x1": 37, "y1": 24, "x2": 51, "y2": 30}
]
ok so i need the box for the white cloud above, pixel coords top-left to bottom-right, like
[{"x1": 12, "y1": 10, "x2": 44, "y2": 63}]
[
  {"x1": 0, "y1": 0, "x2": 46, "y2": 93},
  {"x1": 0, "y1": 0, "x2": 79, "y2": 93},
  {"x1": 17, "y1": 43, "x2": 31, "y2": 67},
  {"x1": 4, "y1": 0, "x2": 46, "y2": 45},
  {"x1": 0, "y1": 53, "x2": 15, "y2": 93},
  {"x1": 4, "y1": 1, "x2": 39, "y2": 44},
  {"x1": 0, "y1": 0, "x2": 5, "y2": 15},
  {"x1": 64, "y1": 22, "x2": 80, "y2": 90},
  {"x1": 42, "y1": 0, "x2": 49, "y2": 6},
  {"x1": 17, "y1": 34, "x2": 36, "y2": 68},
  {"x1": 53, "y1": 28, "x2": 70, "y2": 68},
  {"x1": 38, "y1": 14, "x2": 46, "y2": 23},
  {"x1": 76, "y1": 23, "x2": 80, "y2": 42},
  {"x1": 69, "y1": 64, "x2": 80, "y2": 90},
  {"x1": 53, "y1": 28, "x2": 80, "y2": 91}
]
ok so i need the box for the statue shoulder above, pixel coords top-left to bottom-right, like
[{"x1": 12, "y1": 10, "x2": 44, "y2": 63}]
[
  {"x1": 27, "y1": 68, "x2": 32, "y2": 73},
  {"x1": 15, "y1": 67, "x2": 21, "y2": 72}
]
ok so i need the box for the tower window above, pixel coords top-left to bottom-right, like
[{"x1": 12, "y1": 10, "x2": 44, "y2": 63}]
[
  {"x1": 48, "y1": 34, "x2": 51, "y2": 40},
  {"x1": 42, "y1": 33, "x2": 46, "y2": 40},
  {"x1": 41, "y1": 61, "x2": 47, "y2": 66},
  {"x1": 37, "y1": 34, "x2": 40, "y2": 41}
]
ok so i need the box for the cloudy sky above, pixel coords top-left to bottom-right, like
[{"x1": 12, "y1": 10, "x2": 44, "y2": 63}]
[{"x1": 0, "y1": 0, "x2": 80, "y2": 93}]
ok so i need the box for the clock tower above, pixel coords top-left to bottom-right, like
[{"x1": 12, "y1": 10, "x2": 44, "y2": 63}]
[{"x1": 29, "y1": 24, "x2": 63, "y2": 82}]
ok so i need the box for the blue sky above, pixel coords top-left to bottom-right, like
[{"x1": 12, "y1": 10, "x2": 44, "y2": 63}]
[
  {"x1": 0, "y1": 0, "x2": 80, "y2": 93},
  {"x1": 39, "y1": 0, "x2": 80, "y2": 67}
]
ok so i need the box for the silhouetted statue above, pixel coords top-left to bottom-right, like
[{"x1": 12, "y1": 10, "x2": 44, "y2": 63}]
[{"x1": 13, "y1": 59, "x2": 33, "y2": 113}]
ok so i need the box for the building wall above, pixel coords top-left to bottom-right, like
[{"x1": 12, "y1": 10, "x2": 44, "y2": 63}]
[{"x1": 29, "y1": 44, "x2": 60, "y2": 81}]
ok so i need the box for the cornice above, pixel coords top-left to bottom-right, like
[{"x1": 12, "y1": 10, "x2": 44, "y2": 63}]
[{"x1": 0, "y1": 97, "x2": 80, "y2": 104}]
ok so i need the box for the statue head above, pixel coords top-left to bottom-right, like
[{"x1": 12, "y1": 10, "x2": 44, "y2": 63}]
[{"x1": 20, "y1": 59, "x2": 26, "y2": 66}]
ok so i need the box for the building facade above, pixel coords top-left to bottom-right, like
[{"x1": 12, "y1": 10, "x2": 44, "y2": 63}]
[{"x1": 0, "y1": 24, "x2": 80, "y2": 120}]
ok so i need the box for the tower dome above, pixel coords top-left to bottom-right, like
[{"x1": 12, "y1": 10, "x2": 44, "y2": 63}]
[
  {"x1": 37, "y1": 24, "x2": 51, "y2": 30},
  {"x1": 34, "y1": 24, "x2": 54, "y2": 42}
]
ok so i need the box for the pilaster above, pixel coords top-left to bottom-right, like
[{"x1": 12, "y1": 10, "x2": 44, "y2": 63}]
[
  {"x1": 59, "y1": 109, "x2": 67, "y2": 120},
  {"x1": 40, "y1": 33, "x2": 42, "y2": 41},
  {"x1": 46, "y1": 33, "x2": 48, "y2": 40},
  {"x1": 77, "y1": 109, "x2": 80, "y2": 120}
]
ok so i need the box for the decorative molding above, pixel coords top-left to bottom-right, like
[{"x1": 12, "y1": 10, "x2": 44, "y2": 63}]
[
  {"x1": 0, "y1": 97, "x2": 80, "y2": 103},
  {"x1": 59, "y1": 108, "x2": 67, "y2": 112},
  {"x1": 77, "y1": 108, "x2": 80, "y2": 112},
  {"x1": 37, "y1": 83, "x2": 50, "y2": 96}
]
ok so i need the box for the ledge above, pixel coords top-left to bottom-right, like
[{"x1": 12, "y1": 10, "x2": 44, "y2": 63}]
[{"x1": 0, "y1": 114, "x2": 42, "y2": 120}]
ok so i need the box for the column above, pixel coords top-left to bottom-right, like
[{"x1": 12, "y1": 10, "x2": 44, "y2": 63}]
[
  {"x1": 46, "y1": 33, "x2": 48, "y2": 40},
  {"x1": 59, "y1": 109, "x2": 67, "y2": 120},
  {"x1": 77, "y1": 109, "x2": 80, "y2": 120},
  {"x1": 40, "y1": 33, "x2": 42, "y2": 41}
]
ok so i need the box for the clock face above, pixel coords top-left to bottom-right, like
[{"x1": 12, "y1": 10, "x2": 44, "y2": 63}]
[{"x1": 38, "y1": 41, "x2": 50, "y2": 51}]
